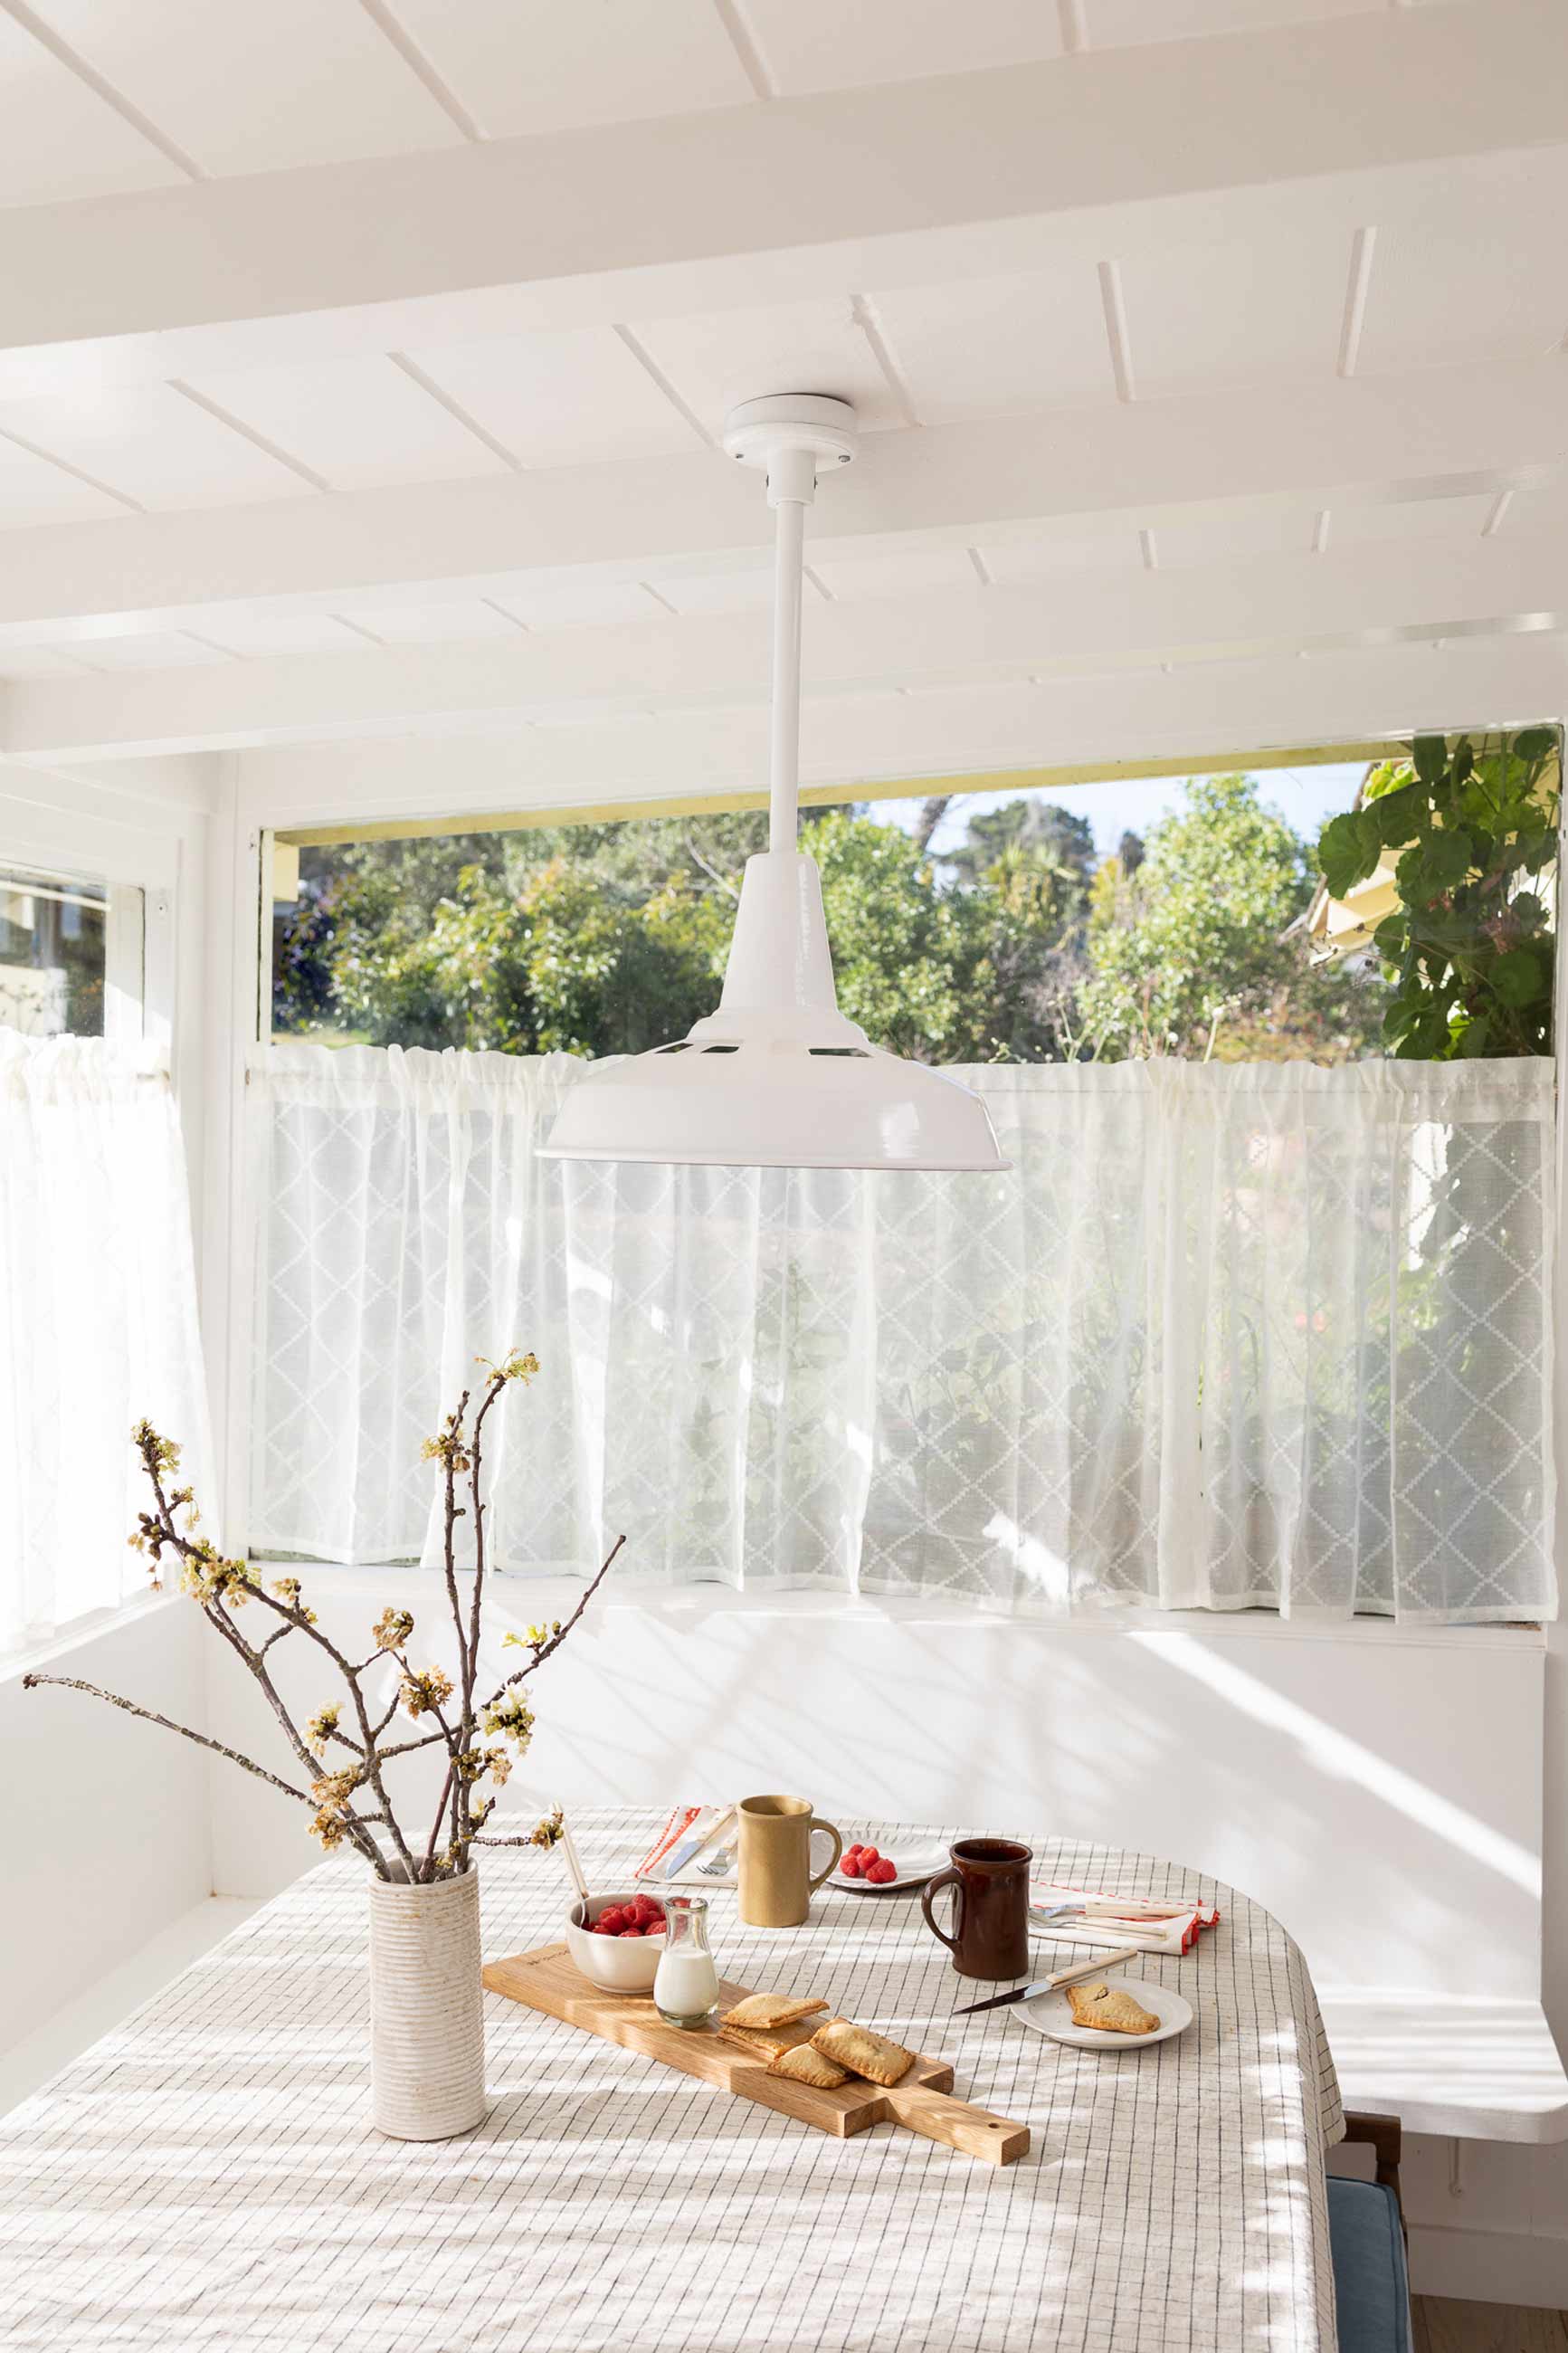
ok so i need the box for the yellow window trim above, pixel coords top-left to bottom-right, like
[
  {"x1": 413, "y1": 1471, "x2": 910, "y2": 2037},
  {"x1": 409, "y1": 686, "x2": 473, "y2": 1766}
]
[{"x1": 273, "y1": 739, "x2": 1401, "y2": 852}]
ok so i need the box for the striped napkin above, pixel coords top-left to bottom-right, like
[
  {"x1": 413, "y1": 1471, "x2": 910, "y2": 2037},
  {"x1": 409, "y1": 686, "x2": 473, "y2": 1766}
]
[{"x1": 1031, "y1": 1878, "x2": 1221, "y2": 1956}]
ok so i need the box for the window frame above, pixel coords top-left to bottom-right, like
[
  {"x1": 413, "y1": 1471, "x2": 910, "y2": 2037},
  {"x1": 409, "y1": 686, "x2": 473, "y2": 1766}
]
[
  {"x1": 0, "y1": 844, "x2": 173, "y2": 1053},
  {"x1": 232, "y1": 722, "x2": 1567, "y2": 1633},
  {"x1": 254, "y1": 735, "x2": 1423, "y2": 1059}
]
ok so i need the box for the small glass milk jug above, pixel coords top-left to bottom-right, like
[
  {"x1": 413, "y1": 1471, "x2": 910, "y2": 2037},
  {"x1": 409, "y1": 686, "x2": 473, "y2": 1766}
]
[{"x1": 653, "y1": 1894, "x2": 720, "y2": 2030}]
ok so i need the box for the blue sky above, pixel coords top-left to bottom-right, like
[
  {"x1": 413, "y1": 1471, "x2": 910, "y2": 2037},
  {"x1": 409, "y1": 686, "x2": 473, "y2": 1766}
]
[{"x1": 863, "y1": 760, "x2": 1367, "y2": 862}]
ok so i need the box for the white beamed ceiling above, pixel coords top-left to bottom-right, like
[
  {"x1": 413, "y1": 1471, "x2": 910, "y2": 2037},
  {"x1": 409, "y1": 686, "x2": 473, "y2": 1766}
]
[{"x1": 0, "y1": 0, "x2": 1563, "y2": 804}]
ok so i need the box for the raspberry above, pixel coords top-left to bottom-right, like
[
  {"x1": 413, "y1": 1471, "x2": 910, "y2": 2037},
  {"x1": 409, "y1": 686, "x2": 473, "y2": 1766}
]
[
  {"x1": 859, "y1": 1847, "x2": 879, "y2": 1866},
  {"x1": 592, "y1": 1922, "x2": 615, "y2": 1936},
  {"x1": 840, "y1": 1854, "x2": 863, "y2": 1877},
  {"x1": 867, "y1": 1859, "x2": 898, "y2": 1884},
  {"x1": 618, "y1": 1927, "x2": 643, "y2": 1939},
  {"x1": 642, "y1": 1908, "x2": 666, "y2": 1929},
  {"x1": 598, "y1": 1907, "x2": 626, "y2": 1934},
  {"x1": 845, "y1": 1844, "x2": 864, "y2": 1859}
]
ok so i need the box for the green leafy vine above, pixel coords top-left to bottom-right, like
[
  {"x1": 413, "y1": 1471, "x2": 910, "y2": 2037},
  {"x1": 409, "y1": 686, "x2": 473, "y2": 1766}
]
[{"x1": 1315, "y1": 726, "x2": 1560, "y2": 1059}]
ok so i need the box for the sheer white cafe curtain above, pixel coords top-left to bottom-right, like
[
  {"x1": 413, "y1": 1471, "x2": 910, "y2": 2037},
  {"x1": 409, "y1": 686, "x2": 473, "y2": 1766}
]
[
  {"x1": 0, "y1": 1030, "x2": 212, "y2": 1651},
  {"x1": 248, "y1": 1043, "x2": 1556, "y2": 1624}
]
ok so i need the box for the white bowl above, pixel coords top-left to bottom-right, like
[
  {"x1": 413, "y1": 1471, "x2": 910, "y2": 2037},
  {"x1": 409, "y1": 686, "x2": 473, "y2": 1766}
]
[{"x1": 563, "y1": 1890, "x2": 667, "y2": 1993}]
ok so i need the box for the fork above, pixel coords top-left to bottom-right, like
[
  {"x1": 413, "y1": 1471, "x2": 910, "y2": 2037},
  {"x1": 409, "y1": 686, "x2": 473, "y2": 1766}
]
[{"x1": 1031, "y1": 1900, "x2": 1188, "y2": 1926}]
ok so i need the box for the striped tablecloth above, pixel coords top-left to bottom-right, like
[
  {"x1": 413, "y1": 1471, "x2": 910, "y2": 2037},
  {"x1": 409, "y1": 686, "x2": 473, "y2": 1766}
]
[{"x1": 0, "y1": 1812, "x2": 1344, "y2": 2353}]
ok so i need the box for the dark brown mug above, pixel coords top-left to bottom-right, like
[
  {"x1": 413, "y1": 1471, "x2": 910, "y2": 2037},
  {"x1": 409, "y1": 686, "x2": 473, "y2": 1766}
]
[{"x1": 920, "y1": 1837, "x2": 1034, "y2": 1981}]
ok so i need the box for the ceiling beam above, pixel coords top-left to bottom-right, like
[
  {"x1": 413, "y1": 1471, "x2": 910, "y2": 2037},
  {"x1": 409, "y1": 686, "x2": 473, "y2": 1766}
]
[
  {"x1": 19, "y1": 752, "x2": 218, "y2": 811},
  {"x1": 0, "y1": 751, "x2": 215, "y2": 817},
  {"x1": 0, "y1": 358, "x2": 1563, "y2": 638},
  {"x1": 227, "y1": 634, "x2": 1568, "y2": 831},
  {"x1": 0, "y1": 5, "x2": 1558, "y2": 362},
  {"x1": 11, "y1": 533, "x2": 1565, "y2": 762}
]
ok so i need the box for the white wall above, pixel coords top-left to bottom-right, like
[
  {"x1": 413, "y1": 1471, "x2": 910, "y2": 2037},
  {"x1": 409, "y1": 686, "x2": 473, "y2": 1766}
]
[
  {"x1": 206, "y1": 1570, "x2": 1544, "y2": 2004},
  {"x1": 0, "y1": 1597, "x2": 211, "y2": 2031}
]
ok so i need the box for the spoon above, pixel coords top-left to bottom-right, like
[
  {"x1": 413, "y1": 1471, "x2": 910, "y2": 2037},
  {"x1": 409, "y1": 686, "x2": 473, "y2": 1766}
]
[{"x1": 557, "y1": 1805, "x2": 591, "y2": 1920}]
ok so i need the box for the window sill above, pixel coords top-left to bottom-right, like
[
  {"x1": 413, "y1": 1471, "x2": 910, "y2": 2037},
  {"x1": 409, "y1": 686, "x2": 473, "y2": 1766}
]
[
  {"x1": 594, "y1": 1589, "x2": 1545, "y2": 1652},
  {"x1": 256, "y1": 1562, "x2": 1546, "y2": 1653}
]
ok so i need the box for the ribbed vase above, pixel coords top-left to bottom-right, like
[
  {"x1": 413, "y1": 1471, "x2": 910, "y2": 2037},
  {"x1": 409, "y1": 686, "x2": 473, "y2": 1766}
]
[{"x1": 368, "y1": 1868, "x2": 487, "y2": 2140}]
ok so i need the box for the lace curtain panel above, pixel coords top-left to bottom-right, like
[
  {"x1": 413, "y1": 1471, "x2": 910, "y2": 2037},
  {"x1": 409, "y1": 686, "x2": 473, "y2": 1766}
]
[
  {"x1": 249, "y1": 1043, "x2": 1556, "y2": 1623},
  {"x1": 0, "y1": 1031, "x2": 212, "y2": 1651}
]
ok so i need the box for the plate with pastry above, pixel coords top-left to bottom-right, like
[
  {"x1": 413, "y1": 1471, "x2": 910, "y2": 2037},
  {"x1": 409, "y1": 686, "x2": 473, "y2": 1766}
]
[
  {"x1": 830, "y1": 1842, "x2": 946, "y2": 1892},
  {"x1": 1019, "y1": 1975, "x2": 1193, "y2": 2051}
]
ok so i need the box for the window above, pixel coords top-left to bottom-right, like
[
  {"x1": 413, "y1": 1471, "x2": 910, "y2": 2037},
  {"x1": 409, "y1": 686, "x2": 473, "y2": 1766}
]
[
  {"x1": 0, "y1": 854, "x2": 201, "y2": 1653},
  {"x1": 270, "y1": 763, "x2": 1396, "y2": 1067},
  {"x1": 270, "y1": 733, "x2": 1558, "y2": 1072},
  {"x1": 249, "y1": 729, "x2": 1560, "y2": 1624},
  {"x1": 0, "y1": 861, "x2": 145, "y2": 1042}
]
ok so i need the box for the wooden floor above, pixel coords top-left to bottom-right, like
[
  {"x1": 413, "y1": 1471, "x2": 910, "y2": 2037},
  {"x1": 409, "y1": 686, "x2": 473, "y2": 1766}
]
[{"x1": 1415, "y1": 2301, "x2": 1568, "y2": 2351}]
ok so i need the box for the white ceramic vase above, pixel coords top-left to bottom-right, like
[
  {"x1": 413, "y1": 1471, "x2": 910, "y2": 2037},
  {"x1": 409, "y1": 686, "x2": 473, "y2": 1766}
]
[{"x1": 368, "y1": 1868, "x2": 487, "y2": 2139}]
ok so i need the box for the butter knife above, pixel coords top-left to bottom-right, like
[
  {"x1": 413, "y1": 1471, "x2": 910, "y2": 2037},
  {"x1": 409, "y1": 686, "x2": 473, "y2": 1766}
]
[{"x1": 954, "y1": 1946, "x2": 1144, "y2": 2016}]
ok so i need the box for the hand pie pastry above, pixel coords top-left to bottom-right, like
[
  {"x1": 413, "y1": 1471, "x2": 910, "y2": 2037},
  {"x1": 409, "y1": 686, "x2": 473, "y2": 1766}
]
[
  {"x1": 723, "y1": 1994, "x2": 829, "y2": 2031},
  {"x1": 809, "y1": 2017, "x2": 914, "y2": 2087},
  {"x1": 719, "y1": 2024, "x2": 795, "y2": 2062},
  {"x1": 1066, "y1": 1982, "x2": 1159, "y2": 2035},
  {"x1": 769, "y1": 2043, "x2": 849, "y2": 2090}
]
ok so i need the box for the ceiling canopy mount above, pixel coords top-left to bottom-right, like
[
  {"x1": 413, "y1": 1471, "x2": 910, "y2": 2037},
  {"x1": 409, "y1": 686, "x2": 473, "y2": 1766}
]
[{"x1": 721, "y1": 391, "x2": 858, "y2": 491}]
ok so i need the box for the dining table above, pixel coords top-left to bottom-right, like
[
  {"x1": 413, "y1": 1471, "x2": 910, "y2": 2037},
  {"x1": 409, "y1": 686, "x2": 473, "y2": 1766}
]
[{"x1": 0, "y1": 1809, "x2": 1345, "y2": 2353}]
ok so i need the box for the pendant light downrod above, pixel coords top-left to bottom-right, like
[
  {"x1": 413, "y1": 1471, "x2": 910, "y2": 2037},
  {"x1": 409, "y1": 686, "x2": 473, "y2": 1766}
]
[
  {"x1": 769, "y1": 483, "x2": 805, "y2": 853},
  {"x1": 722, "y1": 395, "x2": 857, "y2": 854}
]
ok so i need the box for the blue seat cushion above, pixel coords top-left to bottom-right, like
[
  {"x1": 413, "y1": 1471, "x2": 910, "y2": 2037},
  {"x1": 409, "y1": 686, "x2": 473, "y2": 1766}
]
[{"x1": 1327, "y1": 2177, "x2": 1411, "y2": 2353}]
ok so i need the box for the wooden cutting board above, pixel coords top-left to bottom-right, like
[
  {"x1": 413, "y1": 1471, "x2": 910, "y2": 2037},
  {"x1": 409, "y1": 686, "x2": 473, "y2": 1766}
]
[{"x1": 483, "y1": 1942, "x2": 1029, "y2": 2166}]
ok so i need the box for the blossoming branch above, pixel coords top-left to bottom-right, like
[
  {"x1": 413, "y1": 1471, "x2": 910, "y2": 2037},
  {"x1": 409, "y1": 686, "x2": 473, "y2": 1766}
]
[{"x1": 24, "y1": 1351, "x2": 624, "y2": 1882}]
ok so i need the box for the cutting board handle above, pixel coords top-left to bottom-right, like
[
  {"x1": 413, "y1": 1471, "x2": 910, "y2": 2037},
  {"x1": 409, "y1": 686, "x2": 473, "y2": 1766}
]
[{"x1": 879, "y1": 2079, "x2": 1030, "y2": 2166}]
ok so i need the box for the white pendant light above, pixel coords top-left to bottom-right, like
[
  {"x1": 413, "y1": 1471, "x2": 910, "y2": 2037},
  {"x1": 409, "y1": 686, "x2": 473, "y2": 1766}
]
[{"x1": 539, "y1": 393, "x2": 1007, "y2": 1173}]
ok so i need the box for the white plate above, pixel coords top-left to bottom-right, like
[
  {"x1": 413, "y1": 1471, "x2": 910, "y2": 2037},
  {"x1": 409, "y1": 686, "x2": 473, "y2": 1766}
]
[
  {"x1": 829, "y1": 1842, "x2": 946, "y2": 1893},
  {"x1": 1018, "y1": 1976, "x2": 1193, "y2": 2051}
]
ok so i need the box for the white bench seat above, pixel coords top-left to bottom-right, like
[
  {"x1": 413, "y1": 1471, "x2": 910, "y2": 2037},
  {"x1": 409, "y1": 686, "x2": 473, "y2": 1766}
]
[{"x1": 1319, "y1": 1990, "x2": 1568, "y2": 2142}]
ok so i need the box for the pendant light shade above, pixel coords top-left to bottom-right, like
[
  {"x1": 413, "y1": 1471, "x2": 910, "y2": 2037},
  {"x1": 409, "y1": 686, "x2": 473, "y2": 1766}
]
[
  {"x1": 540, "y1": 847, "x2": 1006, "y2": 1169},
  {"x1": 540, "y1": 394, "x2": 1007, "y2": 1174}
]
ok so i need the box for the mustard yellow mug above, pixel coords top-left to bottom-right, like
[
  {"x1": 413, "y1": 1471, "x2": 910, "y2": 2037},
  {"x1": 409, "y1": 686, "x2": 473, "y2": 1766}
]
[{"x1": 736, "y1": 1795, "x2": 844, "y2": 1928}]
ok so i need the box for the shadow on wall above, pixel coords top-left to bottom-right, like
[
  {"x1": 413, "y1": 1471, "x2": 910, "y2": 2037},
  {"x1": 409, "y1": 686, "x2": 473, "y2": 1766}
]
[{"x1": 203, "y1": 1572, "x2": 1543, "y2": 2002}]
